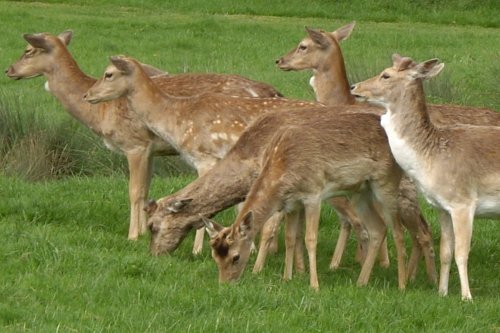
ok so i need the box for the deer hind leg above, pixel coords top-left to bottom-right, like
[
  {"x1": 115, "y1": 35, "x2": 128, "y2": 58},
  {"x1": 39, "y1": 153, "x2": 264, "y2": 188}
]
[
  {"x1": 398, "y1": 177, "x2": 437, "y2": 284},
  {"x1": 253, "y1": 212, "x2": 283, "y2": 273},
  {"x1": 304, "y1": 200, "x2": 322, "y2": 290},
  {"x1": 352, "y1": 192, "x2": 387, "y2": 287},
  {"x1": 283, "y1": 210, "x2": 300, "y2": 280},
  {"x1": 438, "y1": 210, "x2": 454, "y2": 297},
  {"x1": 450, "y1": 206, "x2": 474, "y2": 301},
  {"x1": 126, "y1": 149, "x2": 154, "y2": 240},
  {"x1": 329, "y1": 197, "x2": 369, "y2": 270}
]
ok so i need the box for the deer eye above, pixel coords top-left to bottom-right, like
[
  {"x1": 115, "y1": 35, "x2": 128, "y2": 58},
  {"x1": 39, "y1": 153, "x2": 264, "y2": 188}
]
[
  {"x1": 232, "y1": 254, "x2": 240, "y2": 264},
  {"x1": 104, "y1": 72, "x2": 113, "y2": 79},
  {"x1": 381, "y1": 73, "x2": 390, "y2": 80},
  {"x1": 298, "y1": 44, "x2": 307, "y2": 51}
]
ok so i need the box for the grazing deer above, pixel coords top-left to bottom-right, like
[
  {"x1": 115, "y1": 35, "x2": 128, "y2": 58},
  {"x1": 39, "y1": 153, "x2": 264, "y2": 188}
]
[
  {"x1": 351, "y1": 54, "x2": 500, "y2": 300},
  {"x1": 277, "y1": 21, "x2": 500, "y2": 280},
  {"x1": 146, "y1": 106, "x2": 419, "y2": 289},
  {"x1": 204, "y1": 110, "x2": 405, "y2": 290},
  {"x1": 5, "y1": 31, "x2": 282, "y2": 243},
  {"x1": 84, "y1": 55, "x2": 322, "y2": 254}
]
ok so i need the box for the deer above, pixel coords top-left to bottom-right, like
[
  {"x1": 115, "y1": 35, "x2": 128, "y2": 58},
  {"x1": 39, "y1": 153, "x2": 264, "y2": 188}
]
[
  {"x1": 204, "y1": 108, "x2": 407, "y2": 290},
  {"x1": 276, "y1": 21, "x2": 500, "y2": 280},
  {"x1": 5, "y1": 30, "x2": 282, "y2": 245},
  {"x1": 351, "y1": 53, "x2": 500, "y2": 301}
]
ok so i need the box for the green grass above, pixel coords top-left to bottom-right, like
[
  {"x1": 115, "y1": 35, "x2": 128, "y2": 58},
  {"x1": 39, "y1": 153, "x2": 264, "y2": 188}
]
[
  {"x1": 0, "y1": 1, "x2": 499, "y2": 332},
  {"x1": 1, "y1": 175, "x2": 499, "y2": 332}
]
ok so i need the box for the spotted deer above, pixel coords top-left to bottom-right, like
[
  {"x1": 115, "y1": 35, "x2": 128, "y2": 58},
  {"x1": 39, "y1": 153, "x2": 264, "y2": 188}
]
[
  {"x1": 5, "y1": 30, "x2": 282, "y2": 243},
  {"x1": 205, "y1": 109, "x2": 406, "y2": 290},
  {"x1": 84, "y1": 55, "x2": 322, "y2": 253},
  {"x1": 351, "y1": 54, "x2": 500, "y2": 300},
  {"x1": 276, "y1": 21, "x2": 500, "y2": 280}
]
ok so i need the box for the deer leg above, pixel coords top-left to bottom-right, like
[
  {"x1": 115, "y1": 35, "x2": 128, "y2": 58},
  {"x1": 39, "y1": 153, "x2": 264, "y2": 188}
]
[
  {"x1": 450, "y1": 207, "x2": 474, "y2": 301},
  {"x1": 329, "y1": 197, "x2": 370, "y2": 270},
  {"x1": 283, "y1": 210, "x2": 300, "y2": 280},
  {"x1": 391, "y1": 214, "x2": 407, "y2": 290},
  {"x1": 438, "y1": 210, "x2": 454, "y2": 297},
  {"x1": 126, "y1": 149, "x2": 153, "y2": 240},
  {"x1": 330, "y1": 214, "x2": 351, "y2": 270},
  {"x1": 412, "y1": 214, "x2": 437, "y2": 284},
  {"x1": 294, "y1": 207, "x2": 306, "y2": 274},
  {"x1": 253, "y1": 212, "x2": 282, "y2": 273},
  {"x1": 353, "y1": 193, "x2": 387, "y2": 287},
  {"x1": 304, "y1": 200, "x2": 322, "y2": 290}
]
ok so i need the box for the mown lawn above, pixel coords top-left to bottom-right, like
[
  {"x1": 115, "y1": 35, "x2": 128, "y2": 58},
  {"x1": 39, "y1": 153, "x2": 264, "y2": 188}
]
[{"x1": 0, "y1": 1, "x2": 499, "y2": 332}]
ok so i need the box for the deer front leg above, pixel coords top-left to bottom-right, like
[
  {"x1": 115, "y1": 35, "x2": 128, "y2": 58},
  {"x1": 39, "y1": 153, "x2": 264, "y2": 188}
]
[
  {"x1": 304, "y1": 200, "x2": 322, "y2": 290},
  {"x1": 438, "y1": 210, "x2": 454, "y2": 297},
  {"x1": 126, "y1": 149, "x2": 154, "y2": 240},
  {"x1": 253, "y1": 212, "x2": 283, "y2": 273}
]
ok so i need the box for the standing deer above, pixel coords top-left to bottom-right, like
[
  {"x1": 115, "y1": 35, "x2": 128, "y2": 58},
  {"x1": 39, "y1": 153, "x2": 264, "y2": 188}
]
[
  {"x1": 351, "y1": 54, "x2": 500, "y2": 300},
  {"x1": 276, "y1": 21, "x2": 500, "y2": 280},
  {"x1": 84, "y1": 55, "x2": 323, "y2": 254},
  {"x1": 205, "y1": 110, "x2": 405, "y2": 290},
  {"x1": 5, "y1": 30, "x2": 282, "y2": 244}
]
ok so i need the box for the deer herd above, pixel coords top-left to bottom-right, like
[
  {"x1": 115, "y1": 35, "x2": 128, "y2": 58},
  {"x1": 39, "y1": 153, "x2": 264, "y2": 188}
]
[{"x1": 5, "y1": 21, "x2": 499, "y2": 301}]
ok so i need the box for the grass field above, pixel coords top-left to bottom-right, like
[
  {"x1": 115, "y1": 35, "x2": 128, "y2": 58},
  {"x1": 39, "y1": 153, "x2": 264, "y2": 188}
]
[{"x1": 1, "y1": 1, "x2": 500, "y2": 332}]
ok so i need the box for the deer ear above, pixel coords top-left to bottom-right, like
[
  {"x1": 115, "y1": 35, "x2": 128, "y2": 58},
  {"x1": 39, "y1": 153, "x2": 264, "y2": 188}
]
[
  {"x1": 331, "y1": 21, "x2": 356, "y2": 42},
  {"x1": 109, "y1": 55, "x2": 135, "y2": 75},
  {"x1": 412, "y1": 59, "x2": 444, "y2": 80},
  {"x1": 238, "y1": 211, "x2": 254, "y2": 236},
  {"x1": 144, "y1": 199, "x2": 158, "y2": 215},
  {"x1": 166, "y1": 198, "x2": 193, "y2": 213},
  {"x1": 139, "y1": 62, "x2": 167, "y2": 77},
  {"x1": 58, "y1": 30, "x2": 73, "y2": 46},
  {"x1": 392, "y1": 53, "x2": 416, "y2": 72},
  {"x1": 23, "y1": 33, "x2": 52, "y2": 51},
  {"x1": 305, "y1": 27, "x2": 330, "y2": 48},
  {"x1": 202, "y1": 216, "x2": 223, "y2": 239}
]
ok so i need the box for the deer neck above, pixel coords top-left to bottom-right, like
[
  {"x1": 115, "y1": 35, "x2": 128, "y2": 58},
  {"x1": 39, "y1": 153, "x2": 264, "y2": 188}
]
[
  {"x1": 44, "y1": 52, "x2": 105, "y2": 132},
  {"x1": 313, "y1": 52, "x2": 355, "y2": 105},
  {"x1": 178, "y1": 157, "x2": 257, "y2": 230},
  {"x1": 380, "y1": 81, "x2": 439, "y2": 180}
]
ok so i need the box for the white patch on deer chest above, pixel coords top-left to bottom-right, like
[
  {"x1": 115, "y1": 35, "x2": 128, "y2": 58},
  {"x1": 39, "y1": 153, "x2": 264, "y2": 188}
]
[
  {"x1": 44, "y1": 81, "x2": 51, "y2": 92},
  {"x1": 309, "y1": 76, "x2": 317, "y2": 94}
]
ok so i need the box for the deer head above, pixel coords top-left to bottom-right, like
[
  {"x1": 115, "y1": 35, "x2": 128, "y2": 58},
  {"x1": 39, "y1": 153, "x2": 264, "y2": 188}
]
[
  {"x1": 276, "y1": 22, "x2": 355, "y2": 71},
  {"x1": 351, "y1": 54, "x2": 444, "y2": 108},
  {"x1": 206, "y1": 211, "x2": 255, "y2": 282},
  {"x1": 5, "y1": 31, "x2": 73, "y2": 80},
  {"x1": 146, "y1": 197, "x2": 198, "y2": 255},
  {"x1": 84, "y1": 55, "x2": 137, "y2": 104}
]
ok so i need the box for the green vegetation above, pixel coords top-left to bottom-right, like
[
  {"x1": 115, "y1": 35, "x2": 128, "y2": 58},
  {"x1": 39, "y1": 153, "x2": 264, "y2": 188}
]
[{"x1": 0, "y1": 1, "x2": 499, "y2": 332}]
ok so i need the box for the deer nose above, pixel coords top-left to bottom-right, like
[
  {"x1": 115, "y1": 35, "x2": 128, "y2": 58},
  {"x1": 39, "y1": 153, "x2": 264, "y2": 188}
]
[{"x1": 275, "y1": 58, "x2": 282, "y2": 65}]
